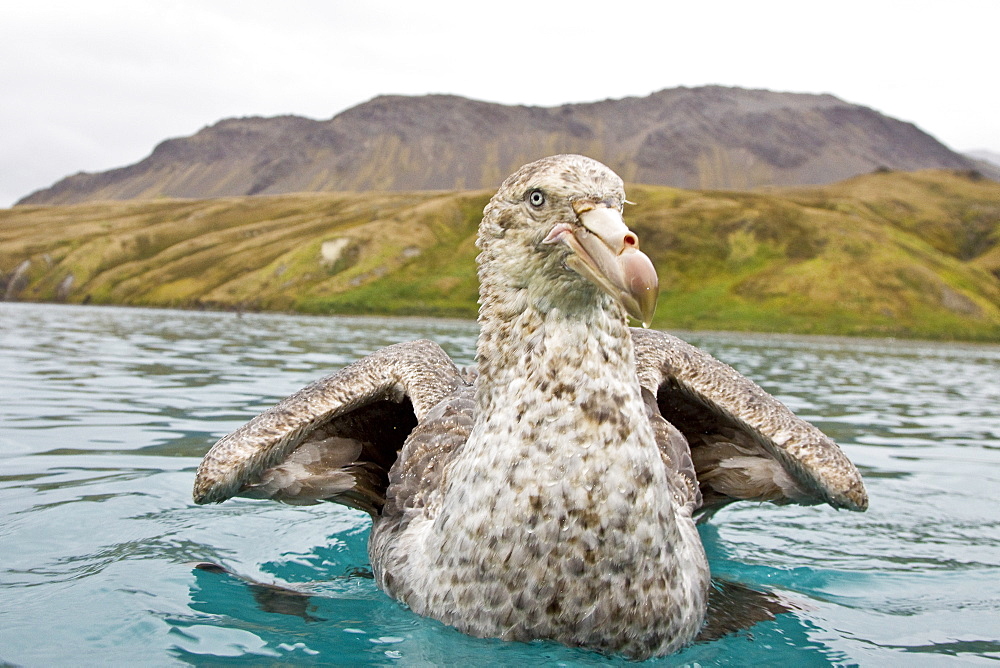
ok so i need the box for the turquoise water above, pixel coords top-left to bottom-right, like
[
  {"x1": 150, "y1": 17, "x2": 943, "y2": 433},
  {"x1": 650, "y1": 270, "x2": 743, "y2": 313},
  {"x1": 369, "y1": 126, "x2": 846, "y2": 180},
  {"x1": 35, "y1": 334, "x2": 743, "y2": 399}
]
[{"x1": 1, "y1": 302, "x2": 998, "y2": 666}]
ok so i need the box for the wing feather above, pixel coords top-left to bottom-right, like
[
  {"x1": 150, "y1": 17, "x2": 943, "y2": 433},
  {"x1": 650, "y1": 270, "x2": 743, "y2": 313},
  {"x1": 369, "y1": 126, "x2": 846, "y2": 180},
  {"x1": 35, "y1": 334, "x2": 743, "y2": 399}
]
[
  {"x1": 192, "y1": 339, "x2": 467, "y2": 510},
  {"x1": 631, "y1": 328, "x2": 868, "y2": 514},
  {"x1": 640, "y1": 387, "x2": 702, "y2": 512}
]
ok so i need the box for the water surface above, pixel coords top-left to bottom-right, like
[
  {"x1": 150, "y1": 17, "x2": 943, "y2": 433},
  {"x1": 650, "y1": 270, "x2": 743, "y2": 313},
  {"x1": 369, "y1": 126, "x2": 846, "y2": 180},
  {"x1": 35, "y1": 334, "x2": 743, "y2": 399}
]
[{"x1": 1, "y1": 303, "x2": 998, "y2": 665}]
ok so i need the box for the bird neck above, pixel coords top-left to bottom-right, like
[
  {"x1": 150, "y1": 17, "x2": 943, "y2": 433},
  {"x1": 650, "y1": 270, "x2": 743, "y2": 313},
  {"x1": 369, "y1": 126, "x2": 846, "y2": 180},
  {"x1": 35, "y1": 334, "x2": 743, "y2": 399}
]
[
  {"x1": 469, "y1": 285, "x2": 659, "y2": 484},
  {"x1": 475, "y1": 297, "x2": 633, "y2": 412},
  {"x1": 464, "y1": 278, "x2": 671, "y2": 526},
  {"x1": 474, "y1": 275, "x2": 636, "y2": 397}
]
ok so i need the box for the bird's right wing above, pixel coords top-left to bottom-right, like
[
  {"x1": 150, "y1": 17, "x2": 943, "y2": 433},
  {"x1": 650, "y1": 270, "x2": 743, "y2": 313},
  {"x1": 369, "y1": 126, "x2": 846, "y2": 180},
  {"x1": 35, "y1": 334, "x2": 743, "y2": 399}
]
[{"x1": 192, "y1": 339, "x2": 468, "y2": 516}]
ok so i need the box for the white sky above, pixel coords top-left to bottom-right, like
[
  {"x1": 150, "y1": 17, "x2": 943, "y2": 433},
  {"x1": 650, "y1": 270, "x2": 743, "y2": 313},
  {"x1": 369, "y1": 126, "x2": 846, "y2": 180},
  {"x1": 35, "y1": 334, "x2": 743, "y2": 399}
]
[{"x1": 2, "y1": 0, "x2": 998, "y2": 207}]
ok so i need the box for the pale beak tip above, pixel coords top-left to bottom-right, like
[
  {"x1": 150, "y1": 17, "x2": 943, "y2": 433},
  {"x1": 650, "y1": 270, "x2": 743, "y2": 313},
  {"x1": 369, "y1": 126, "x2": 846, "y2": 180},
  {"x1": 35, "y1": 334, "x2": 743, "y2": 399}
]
[{"x1": 621, "y1": 250, "x2": 659, "y2": 327}]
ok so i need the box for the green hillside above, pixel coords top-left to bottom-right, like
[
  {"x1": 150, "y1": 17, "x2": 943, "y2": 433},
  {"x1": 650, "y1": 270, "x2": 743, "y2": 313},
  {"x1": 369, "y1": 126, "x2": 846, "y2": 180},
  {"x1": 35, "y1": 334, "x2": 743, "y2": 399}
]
[{"x1": 2, "y1": 170, "x2": 999, "y2": 341}]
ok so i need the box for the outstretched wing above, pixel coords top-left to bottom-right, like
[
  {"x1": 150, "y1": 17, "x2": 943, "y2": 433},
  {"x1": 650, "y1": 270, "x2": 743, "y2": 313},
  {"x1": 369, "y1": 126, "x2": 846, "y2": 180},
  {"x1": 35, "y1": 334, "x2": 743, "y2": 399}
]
[
  {"x1": 631, "y1": 328, "x2": 868, "y2": 516},
  {"x1": 193, "y1": 339, "x2": 469, "y2": 516}
]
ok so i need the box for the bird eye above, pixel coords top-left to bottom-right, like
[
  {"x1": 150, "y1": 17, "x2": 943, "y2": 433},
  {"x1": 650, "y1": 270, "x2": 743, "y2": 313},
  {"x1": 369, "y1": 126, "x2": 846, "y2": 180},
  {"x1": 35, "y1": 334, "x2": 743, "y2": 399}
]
[{"x1": 527, "y1": 189, "x2": 546, "y2": 208}]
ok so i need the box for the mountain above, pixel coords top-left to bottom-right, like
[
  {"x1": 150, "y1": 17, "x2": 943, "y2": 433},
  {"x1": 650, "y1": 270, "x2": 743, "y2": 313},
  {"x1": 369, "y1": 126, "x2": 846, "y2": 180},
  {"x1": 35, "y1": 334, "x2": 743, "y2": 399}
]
[
  {"x1": 967, "y1": 149, "x2": 1000, "y2": 168},
  {"x1": 5, "y1": 169, "x2": 1000, "y2": 341},
  {"x1": 17, "y1": 87, "x2": 986, "y2": 206}
]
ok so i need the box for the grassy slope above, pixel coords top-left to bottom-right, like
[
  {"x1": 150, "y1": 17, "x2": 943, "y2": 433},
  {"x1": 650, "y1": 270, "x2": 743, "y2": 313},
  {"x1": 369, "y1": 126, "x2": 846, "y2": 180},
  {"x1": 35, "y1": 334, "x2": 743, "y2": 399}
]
[{"x1": 2, "y1": 170, "x2": 999, "y2": 340}]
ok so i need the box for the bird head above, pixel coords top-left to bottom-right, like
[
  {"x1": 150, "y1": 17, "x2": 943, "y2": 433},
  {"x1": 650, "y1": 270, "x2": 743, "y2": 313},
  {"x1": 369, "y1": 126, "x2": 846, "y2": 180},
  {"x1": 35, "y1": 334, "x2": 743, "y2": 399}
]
[{"x1": 478, "y1": 154, "x2": 658, "y2": 327}]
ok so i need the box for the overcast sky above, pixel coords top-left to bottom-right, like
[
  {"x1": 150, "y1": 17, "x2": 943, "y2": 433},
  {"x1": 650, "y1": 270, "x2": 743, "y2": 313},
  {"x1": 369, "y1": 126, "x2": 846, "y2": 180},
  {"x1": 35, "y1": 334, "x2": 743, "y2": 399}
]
[{"x1": 2, "y1": 0, "x2": 998, "y2": 207}]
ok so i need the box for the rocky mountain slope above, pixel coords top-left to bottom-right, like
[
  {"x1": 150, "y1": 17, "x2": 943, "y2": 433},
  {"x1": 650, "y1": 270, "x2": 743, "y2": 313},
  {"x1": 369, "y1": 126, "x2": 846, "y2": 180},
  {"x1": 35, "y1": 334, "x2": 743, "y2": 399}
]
[
  {"x1": 5, "y1": 169, "x2": 1000, "y2": 341},
  {"x1": 18, "y1": 87, "x2": 987, "y2": 206}
]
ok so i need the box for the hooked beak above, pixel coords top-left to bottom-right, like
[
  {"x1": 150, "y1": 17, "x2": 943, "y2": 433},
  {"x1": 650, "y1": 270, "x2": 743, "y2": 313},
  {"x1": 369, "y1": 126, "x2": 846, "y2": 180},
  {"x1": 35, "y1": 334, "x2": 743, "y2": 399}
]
[{"x1": 543, "y1": 200, "x2": 659, "y2": 327}]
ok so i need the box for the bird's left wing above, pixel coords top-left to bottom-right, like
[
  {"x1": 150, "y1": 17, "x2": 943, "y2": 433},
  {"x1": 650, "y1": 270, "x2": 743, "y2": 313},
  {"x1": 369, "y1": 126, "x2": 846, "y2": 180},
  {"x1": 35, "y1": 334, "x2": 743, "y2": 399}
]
[
  {"x1": 193, "y1": 339, "x2": 468, "y2": 515},
  {"x1": 631, "y1": 328, "x2": 868, "y2": 517}
]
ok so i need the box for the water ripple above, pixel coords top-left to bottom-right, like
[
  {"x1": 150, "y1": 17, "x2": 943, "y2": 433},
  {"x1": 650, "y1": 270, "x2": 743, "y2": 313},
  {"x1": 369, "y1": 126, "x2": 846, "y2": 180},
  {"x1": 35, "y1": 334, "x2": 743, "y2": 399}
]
[{"x1": 1, "y1": 303, "x2": 999, "y2": 665}]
